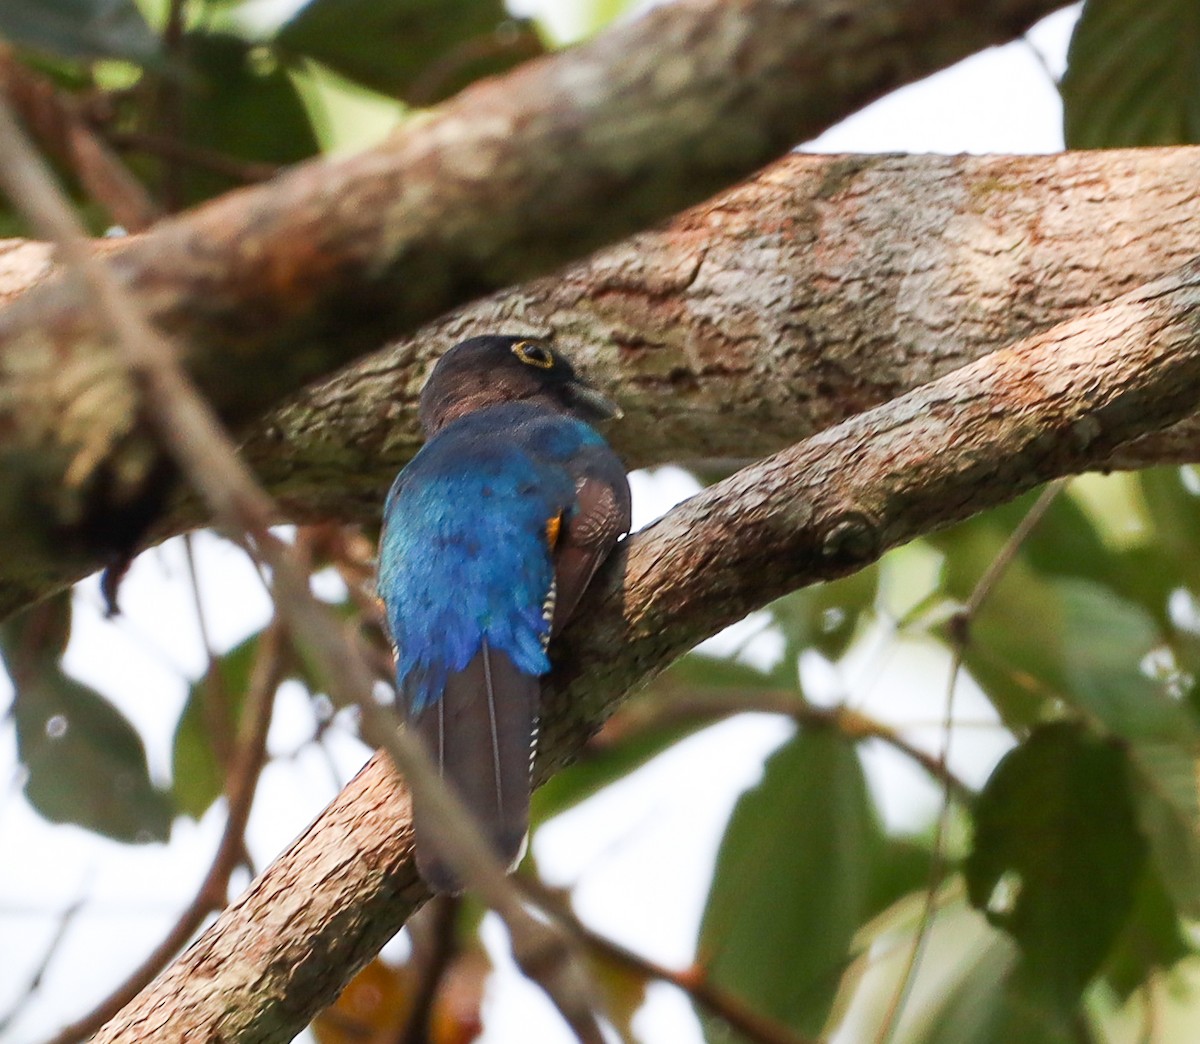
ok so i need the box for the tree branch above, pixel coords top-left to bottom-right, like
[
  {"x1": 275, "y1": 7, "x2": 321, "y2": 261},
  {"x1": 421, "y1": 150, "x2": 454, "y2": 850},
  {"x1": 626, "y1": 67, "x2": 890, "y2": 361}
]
[
  {"x1": 88, "y1": 241, "x2": 1200, "y2": 1043},
  {"x1": 253, "y1": 146, "x2": 1200, "y2": 521},
  {"x1": 7, "y1": 142, "x2": 1200, "y2": 618},
  {"x1": 0, "y1": 0, "x2": 1070, "y2": 617}
]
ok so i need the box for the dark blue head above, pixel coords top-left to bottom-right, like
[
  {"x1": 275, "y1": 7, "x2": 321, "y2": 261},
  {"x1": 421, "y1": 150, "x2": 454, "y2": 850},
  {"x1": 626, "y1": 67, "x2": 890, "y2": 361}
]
[{"x1": 418, "y1": 335, "x2": 621, "y2": 436}]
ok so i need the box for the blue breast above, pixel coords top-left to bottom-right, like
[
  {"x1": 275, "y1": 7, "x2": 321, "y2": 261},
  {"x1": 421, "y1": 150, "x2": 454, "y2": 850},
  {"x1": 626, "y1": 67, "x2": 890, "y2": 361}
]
[{"x1": 379, "y1": 402, "x2": 610, "y2": 714}]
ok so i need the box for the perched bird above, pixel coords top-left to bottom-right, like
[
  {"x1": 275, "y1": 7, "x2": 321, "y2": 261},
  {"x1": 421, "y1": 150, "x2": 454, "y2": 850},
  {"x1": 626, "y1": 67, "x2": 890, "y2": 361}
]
[{"x1": 378, "y1": 335, "x2": 630, "y2": 893}]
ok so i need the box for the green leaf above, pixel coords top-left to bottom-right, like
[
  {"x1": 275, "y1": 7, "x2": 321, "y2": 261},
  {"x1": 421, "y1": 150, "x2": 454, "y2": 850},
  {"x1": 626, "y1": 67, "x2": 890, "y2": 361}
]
[
  {"x1": 865, "y1": 837, "x2": 936, "y2": 921},
  {"x1": 171, "y1": 631, "x2": 258, "y2": 819},
  {"x1": 1063, "y1": 0, "x2": 1200, "y2": 147},
  {"x1": 278, "y1": 0, "x2": 543, "y2": 103},
  {"x1": 14, "y1": 673, "x2": 172, "y2": 842},
  {"x1": 167, "y1": 32, "x2": 319, "y2": 203},
  {"x1": 770, "y1": 565, "x2": 877, "y2": 659},
  {"x1": 0, "y1": 0, "x2": 161, "y2": 64},
  {"x1": 699, "y1": 728, "x2": 880, "y2": 1037},
  {"x1": 665, "y1": 647, "x2": 789, "y2": 691},
  {"x1": 1056, "y1": 580, "x2": 1195, "y2": 742},
  {"x1": 1101, "y1": 862, "x2": 1191, "y2": 998},
  {"x1": 534, "y1": 646, "x2": 794, "y2": 823},
  {"x1": 966, "y1": 722, "x2": 1146, "y2": 1017},
  {"x1": 941, "y1": 533, "x2": 1065, "y2": 727},
  {"x1": 532, "y1": 716, "x2": 702, "y2": 823},
  {"x1": 1127, "y1": 738, "x2": 1200, "y2": 917},
  {"x1": 1, "y1": 596, "x2": 171, "y2": 843},
  {"x1": 919, "y1": 936, "x2": 1087, "y2": 1044}
]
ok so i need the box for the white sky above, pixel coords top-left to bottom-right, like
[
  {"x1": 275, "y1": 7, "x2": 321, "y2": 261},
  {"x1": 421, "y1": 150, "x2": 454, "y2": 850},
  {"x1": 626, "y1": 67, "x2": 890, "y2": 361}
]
[{"x1": 0, "y1": 4, "x2": 1082, "y2": 1043}]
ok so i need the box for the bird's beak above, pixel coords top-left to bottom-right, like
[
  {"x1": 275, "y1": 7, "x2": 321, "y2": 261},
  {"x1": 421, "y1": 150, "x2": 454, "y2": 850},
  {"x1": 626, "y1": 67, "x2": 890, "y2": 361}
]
[{"x1": 567, "y1": 379, "x2": 623, "y2": 421}]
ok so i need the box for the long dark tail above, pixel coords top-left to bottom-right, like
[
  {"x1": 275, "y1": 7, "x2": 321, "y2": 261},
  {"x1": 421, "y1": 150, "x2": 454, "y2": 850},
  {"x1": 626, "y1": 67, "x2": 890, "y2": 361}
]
[{"x1": 411, "y1": 639, "x2": 539, "y2": 893}]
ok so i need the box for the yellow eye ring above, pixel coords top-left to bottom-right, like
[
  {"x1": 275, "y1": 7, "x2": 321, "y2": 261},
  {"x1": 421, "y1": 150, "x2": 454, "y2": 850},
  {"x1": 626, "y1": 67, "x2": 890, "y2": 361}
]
[{"x1": 512, "y1": 340, "x2": 555, "y2": 370}]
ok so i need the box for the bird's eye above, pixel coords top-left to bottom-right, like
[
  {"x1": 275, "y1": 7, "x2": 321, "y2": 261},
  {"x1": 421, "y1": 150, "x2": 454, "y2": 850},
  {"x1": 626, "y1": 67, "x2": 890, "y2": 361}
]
[{"x1": 511, "y1": 340, "x2": 555, "y2": 370}]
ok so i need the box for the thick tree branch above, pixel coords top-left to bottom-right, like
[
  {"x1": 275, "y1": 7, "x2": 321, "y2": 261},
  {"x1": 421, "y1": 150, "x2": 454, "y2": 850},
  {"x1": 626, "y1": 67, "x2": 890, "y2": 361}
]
[
  {"x1": 89, "y1": 246, "x2": 1200, "y2": 1043},
  {"x1": 255, "y1": 146, "x2": 1200, "y2": 520},
  {"x1": 0, "y1": 0, "x2": 1070, "y2": 617},
  {"x1": 5, "y1": 145, "x2": 1200, "y2": 618}
]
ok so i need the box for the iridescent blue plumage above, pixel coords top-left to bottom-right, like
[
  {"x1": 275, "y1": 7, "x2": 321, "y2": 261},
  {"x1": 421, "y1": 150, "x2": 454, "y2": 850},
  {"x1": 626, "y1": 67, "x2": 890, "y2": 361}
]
[
  {"x1": 380, "y1": 403, "x2": 609, "y2": 713},
  {"x1": 378, "y1": 335, "x2": 630, "y2": 893}
]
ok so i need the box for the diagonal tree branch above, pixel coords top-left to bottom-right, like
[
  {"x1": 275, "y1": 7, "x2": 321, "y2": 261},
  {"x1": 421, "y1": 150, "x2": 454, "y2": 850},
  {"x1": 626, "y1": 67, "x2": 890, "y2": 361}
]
[
  {"x1": 251, "y1": 146, "x2": 1200, "y2": 523},
  {"x1": 0, "y1": 0, "x2": 1070, "y2": 618},
  {"x1": 7, "y1": 143, "x2": 1200, "y2": 619},
  {"x1": 90, "y1": 243, "x2": 1200, "y2": 1044}
]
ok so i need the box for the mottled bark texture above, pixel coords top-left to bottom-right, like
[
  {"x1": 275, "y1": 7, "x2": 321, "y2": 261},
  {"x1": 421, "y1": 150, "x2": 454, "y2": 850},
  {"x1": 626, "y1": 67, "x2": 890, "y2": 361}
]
[
  {"x1": 0, "y1": 0, "x2": 1071, "y2": 620},
  {"x1": 94, "y1": 257, "x2": 1200, "y2": 1044},
  {"x1": 7, "y1": 144, "x2": 1200, "y2": 618},
  {"x1": 256, "y1": 146, "x2": 1200, "y2": 521}
]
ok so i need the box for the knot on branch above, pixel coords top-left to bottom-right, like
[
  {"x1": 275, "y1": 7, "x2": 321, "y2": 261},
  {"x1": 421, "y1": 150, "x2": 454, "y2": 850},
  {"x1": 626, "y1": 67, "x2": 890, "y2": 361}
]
[{"x1": 820, "y1": 508, "x2": 880, "y2": 568}]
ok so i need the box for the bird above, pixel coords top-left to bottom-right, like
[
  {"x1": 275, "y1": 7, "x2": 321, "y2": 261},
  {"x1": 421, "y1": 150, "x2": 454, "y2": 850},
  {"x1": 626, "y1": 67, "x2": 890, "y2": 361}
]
[{"x1": 378, "y1": 334, "x2": 630, "y2": 893}]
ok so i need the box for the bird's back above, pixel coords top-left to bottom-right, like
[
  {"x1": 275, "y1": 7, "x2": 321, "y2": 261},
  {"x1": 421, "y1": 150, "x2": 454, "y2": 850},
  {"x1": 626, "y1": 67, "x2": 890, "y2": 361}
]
[{"x1": 380, "y1": 402, "x2": 608, "y2": 703}]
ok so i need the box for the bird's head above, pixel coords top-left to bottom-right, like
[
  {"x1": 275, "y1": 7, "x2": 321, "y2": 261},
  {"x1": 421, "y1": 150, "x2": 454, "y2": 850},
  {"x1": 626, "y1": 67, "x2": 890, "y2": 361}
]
[{"x1": 418, "y1": 335, "x2": 622, "y2": 436}]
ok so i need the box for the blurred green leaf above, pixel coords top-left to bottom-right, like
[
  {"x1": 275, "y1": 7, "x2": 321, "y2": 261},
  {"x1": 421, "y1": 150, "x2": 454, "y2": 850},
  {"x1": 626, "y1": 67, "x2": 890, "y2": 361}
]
[
  {"x1": 866, "y1": 836, "x2": 936, "y2": 921},
  {"x1": 278, "y1": 0, "x2": 543, "y2": 103},
  {"x1": 534, "y1": 647, "x2": 795, "y2": 822},
  {"x1": 14, "y1": 674, "x2": 172, "y2": 842},
  {"x1": 940, "y1": 530, "x2": 1064, "y2": 727},
  {"x1": 1101, "y1": 862, "x2": 1191, "y2": 998},
  {"x1": 0, "y1": 0, "x2": 161, "y2": 64},
  {"x1": 1063, "y1": 0, "x2": 1200, "y2": 147},
  {"x1": 1054, "y1": 580, "x2": 1190, "y2": 739},
  {"x1": 531, "y1": 714, "x2": 701, "y2": 824},
  {"x1": 919, "y1": 937, "x2": 1086, "y2": 1044},
  {"x1": 1137, "y1": 468, "x2": 1200, "y2": 589},
  {"x1": 172, "y1": 631, "x2": 257, "y2": 819},
  {"x1": 170, "y1": 32, "x2": 319, "y2": 203},
  {"x1": 1, "y1": 597, "x2": 171, "y2": 843},
  {"x1": 1127, "y1": 739, "x2": 1200, "y2": 917},
  {"x1": 918, "y1": 937, "x2": 1016, "y2": 1044},
  {"x1": 699, "y1": 728, "x2": 879, "y2": 1037},
  {"x1": 665, "y1": 647, "x2": 790, "y2": 691},
  {"x1": 771, "y1": 566, "x2": 877, "y2": 660},
  {"x1": 966, "y1": 722, "x2": 1145, "y2": 1018}
]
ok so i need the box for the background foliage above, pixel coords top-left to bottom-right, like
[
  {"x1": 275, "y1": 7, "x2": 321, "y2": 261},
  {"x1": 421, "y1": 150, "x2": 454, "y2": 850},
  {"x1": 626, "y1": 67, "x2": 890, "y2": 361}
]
[{"x1": 4, "y1": 0, "x2": 1200, "y2": 1042}]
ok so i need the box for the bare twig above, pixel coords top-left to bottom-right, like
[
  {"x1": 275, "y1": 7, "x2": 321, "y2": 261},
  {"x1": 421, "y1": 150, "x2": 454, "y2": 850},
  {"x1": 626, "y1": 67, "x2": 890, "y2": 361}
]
[
  {"x1": 0, "y1": 894, "x2": 87, "y2": 1035},
  {"x1": 397, "y1": 896, "x2": 460, "y2": 1044},
  {"x1": 106, "y1": 131, "x2": 279, "y2": 184},
  {"x1": 42, "y1": 622, "x2": 284, "y2": 1044},
  {"x1": 156, "y1": 0, "x2": 188, "y2": 211},
  {"x1": 183, "y1": 533, "x2": 237, "y2": 772},
  {"x1": 612, "y1": 688, "x2": 973, "y2": 805},
  {"x1": 874, "y1": 480, "x2": 1065, "y2": 1044},
  {"x1": 524, "y1": 882, "x2": 816, "y2": 1044},
  {"x1": 0, "y1": 46, "x2": 159, "y2": 230},
  {"x1": 0, "y1": 95, "x2": 611, "y2": 1044}
]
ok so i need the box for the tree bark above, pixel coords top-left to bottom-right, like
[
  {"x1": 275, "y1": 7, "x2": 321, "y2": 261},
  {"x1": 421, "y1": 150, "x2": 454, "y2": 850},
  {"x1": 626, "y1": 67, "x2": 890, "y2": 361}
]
[
  {"x1": 254, "y1": 146, "x2": 1200, "y2": 522},
  {"x1": 0, "y1": 0, "x2": 1071, "y2": 619},
  {"x1": 92, "y1": 251, "x2": 1200, "y2": 1044},
  {"x1": 8, "y1": 144, "x2": 1200, "y2": 618}
]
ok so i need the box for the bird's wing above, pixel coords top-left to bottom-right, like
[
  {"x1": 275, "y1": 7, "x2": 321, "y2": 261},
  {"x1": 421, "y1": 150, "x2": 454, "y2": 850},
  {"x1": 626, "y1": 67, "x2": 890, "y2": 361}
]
[{"x1": 550, "y1": 457, "x2": 632, "y2": 636}]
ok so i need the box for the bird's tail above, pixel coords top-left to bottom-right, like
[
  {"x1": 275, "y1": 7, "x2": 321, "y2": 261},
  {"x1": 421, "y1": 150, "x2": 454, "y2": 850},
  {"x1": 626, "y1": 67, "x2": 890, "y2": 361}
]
[{"x1": 411, "y1": 639, "x2": 538, "y2": 894}]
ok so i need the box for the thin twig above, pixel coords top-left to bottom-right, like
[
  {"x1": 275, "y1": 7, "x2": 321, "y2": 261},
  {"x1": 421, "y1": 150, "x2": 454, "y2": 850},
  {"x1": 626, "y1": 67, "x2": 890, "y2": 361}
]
[
  {"x1": 157, "y1": 0, "x2": 188, "y2": 212},
  {"x1": 0, "y1": 96, "x2": 611, "y2": 1044},
  {"x1": 43, "y1": 622, "x2": 285, "y2": 1044},
  {"x1": 523, "y1": 881, "x2": 816, "y2": 1044},
  {"x1": 874, "y1": 479, "x2": 1065, "y2": 1044},
  {"x1": 614, "y1": 688, "x2": 973, "y2": 805},
  {"x1": 184, "y1": 533, "x2": 237, "y2": 771},
  {"x1": 0, "y1": 47, "x2": 159, "y2": 230},
  {"x1": 397, "y1": 895, "x2": 461, "y2": 1044},
  {"x1": 106, "y1": 131, "x2": 280, "y2": 185},
  {"x1": 0, "y1": 894, "x2": 88, "y2": 1035}
]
